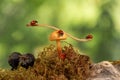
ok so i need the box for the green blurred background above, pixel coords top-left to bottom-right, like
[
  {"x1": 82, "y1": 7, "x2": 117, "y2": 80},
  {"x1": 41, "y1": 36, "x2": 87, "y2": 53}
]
[{"x1": 0, "y1": 0, "x2": 120, "y2": 69}]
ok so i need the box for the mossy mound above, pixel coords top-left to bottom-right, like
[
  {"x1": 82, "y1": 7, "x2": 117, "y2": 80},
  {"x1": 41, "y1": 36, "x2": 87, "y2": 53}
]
[
  {"x1": 1, "y1": 44, "x2": 120, "y2": 80},
  {"x1": 0, "y1": 44, "x2": 92, "y2": 80}
]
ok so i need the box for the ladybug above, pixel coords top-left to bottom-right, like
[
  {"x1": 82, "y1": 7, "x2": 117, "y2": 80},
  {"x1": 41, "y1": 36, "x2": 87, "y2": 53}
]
[
  {"x1": 86, "y1": 34, "x2": 93, "y2": 39},
  {"x1": 58, "y1": 30, "x2": 64, "y2": 36},
  {"x1": 30, "y1": 20, "x2": 38, "y2": 26},
  {"x1": 27, "y1": 20, "x2": 38, "y2": 26}
]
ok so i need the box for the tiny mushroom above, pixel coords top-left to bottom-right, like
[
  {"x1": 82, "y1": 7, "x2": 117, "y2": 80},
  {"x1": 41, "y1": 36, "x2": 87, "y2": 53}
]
[
  {"x1": 49, "y1": 30, "x2": 67, "y2": 59},
  {"x1": 26, "y1": 20, "x2": 93, "y2": 60}
]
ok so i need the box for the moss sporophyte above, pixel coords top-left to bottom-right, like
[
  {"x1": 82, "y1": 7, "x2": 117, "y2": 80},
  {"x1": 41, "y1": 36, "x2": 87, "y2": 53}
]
[{"x1": 27, "y1": 20, "x2": 93, "y2": 60}]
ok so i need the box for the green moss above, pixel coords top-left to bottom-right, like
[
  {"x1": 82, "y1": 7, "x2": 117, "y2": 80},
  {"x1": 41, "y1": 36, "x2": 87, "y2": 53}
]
[{"x1": 0, "y1": 44, "x2": 92, "y2": 80}]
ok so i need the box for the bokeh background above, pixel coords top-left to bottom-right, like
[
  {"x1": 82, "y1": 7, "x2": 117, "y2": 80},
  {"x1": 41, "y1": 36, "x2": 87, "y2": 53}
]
[{"x1": 0, "y1": 0, "x2": 120, "y2": 69}]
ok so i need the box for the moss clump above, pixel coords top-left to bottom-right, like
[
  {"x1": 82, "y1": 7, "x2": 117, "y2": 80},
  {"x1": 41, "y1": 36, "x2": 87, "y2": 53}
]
[
  {"x1": 0, "y1": 44, "x2": 92, "y2": 80},
  {"x1": 1, "y1": 44, "x2": 120, "y2": 80},
  {"x1": 35, "y1": 44, "x2": 92, "y2": 80}
]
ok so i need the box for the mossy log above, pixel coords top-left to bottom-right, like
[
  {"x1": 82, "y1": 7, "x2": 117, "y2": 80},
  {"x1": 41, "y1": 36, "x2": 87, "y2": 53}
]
[{"x1": 0, "y1": 44, "x2": 120, "y2": 80}]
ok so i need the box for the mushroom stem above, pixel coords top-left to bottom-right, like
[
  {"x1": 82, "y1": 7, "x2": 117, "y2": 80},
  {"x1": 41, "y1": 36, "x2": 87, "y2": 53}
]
[
  {"x1": 27, "y1": 23, "x2": 92, "y2": 42},
  {"x1": 66, "y1": 33, "x2": 92, "y2": 42},
  {"x1": 35, "y1": 24, "x2": 59, "y2": 31},
  {"x1": 56, "y1": 40, "x2": 62, "y2": 55}
]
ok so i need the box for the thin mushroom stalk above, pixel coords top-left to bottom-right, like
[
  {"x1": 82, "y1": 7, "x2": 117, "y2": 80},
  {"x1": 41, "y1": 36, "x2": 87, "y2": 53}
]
[
  {"x1": 56, "y1": 40, "x2": 62, "y2": 55},
  {"x1": 27, "y1": 20, "x2": 93, "y2": 42}
]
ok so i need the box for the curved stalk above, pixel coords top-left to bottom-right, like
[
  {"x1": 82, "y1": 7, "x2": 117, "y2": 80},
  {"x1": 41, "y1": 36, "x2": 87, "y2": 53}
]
[
  {"x1": 66, "y1": 33, "x2": 92, "y2": 42},
  {"x1": 31, "y1": 24, "x2": 60, "y2": 30},
  {"x1": 27, "y1": 23, "x2": 92, "y2": 42}
]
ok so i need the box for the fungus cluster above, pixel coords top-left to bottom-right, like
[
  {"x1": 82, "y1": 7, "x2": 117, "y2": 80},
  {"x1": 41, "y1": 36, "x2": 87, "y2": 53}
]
[
  {"x1": 8, "y1": 52, "x2": 22, "y2": 70},
  {"x1": 8, "y1": 52, "x2": 35, "y2": 70},
  {"x1": 27, "y1": 20, "x2": 93, "y2": 60}
]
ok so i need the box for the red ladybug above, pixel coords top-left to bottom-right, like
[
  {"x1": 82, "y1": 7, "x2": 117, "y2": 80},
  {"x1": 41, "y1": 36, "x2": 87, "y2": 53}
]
[
  {"x1": 58, "y1": 30, "x2": 64, "y2": 37},
  {"x1": 30, "y1": 20, "x2": 38, "y2": 26},
  {"x1": 59, "y1": 53, "x2": 66, "y2": 60},
  {"x1": 27, "y1": 20, "x2": 38, "y2": 26},
  {"x1": 86, "y1": 34, "x2": 93, "y2": 39}
]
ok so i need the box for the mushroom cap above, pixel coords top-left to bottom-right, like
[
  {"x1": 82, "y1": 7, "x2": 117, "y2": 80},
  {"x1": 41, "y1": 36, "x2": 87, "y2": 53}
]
[{"x1": 49, "y1": 30, "x2": 67, "y2": 41}]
